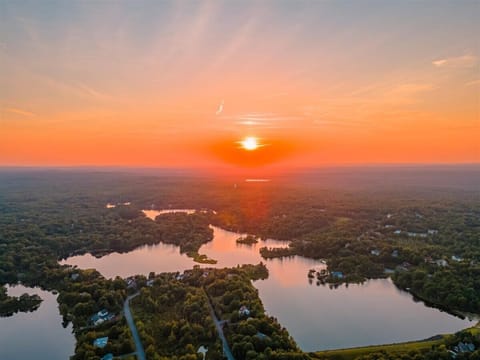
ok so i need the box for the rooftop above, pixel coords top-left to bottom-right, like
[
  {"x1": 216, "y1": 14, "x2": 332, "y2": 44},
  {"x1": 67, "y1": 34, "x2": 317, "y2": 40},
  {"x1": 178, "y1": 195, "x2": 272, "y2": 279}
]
[{"x1": 93, "y1": 337, "x2": 109, "y2": 348}]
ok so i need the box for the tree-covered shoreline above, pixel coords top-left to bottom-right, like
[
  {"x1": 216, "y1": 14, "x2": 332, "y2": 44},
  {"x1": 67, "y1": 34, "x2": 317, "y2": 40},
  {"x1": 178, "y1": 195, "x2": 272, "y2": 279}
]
[{"x1": 0, "y1": 169, "x2": 479, "y2": 359}]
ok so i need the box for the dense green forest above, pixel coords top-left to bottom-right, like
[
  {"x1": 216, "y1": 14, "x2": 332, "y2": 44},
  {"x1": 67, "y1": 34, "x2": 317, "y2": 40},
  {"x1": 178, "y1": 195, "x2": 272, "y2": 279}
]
[
  {"x1": 131, "y1": 271, "x2": 223, "y2": 359},
  {"x1": 202, "y1": 265, "x2": 307, "y2": 360},
  {"x1": 127, "y1": 264, "x2": 306, "y2": 359},
  {"x1": 0, "y1": 168, "x2": 479, "y2": 359}
]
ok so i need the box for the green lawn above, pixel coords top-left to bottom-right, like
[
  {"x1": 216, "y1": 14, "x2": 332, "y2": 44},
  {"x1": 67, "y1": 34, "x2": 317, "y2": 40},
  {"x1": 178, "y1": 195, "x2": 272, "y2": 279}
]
[
  {"x1": 310, "y1": 338, "x2": 445, "y2": 360},
  {"x1": 311, "y1": 324, "x2": 480, "y2": 360}
]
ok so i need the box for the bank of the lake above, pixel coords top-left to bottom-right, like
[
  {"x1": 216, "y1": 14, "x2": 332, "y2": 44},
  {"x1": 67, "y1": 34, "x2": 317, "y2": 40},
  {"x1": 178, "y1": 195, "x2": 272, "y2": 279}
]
[
  {"x1": 0, "y1": 285, "x2": 75, "y2": 360},
  {"x1": 60, "y1": 209, "x2": 475, "y2": 352}
]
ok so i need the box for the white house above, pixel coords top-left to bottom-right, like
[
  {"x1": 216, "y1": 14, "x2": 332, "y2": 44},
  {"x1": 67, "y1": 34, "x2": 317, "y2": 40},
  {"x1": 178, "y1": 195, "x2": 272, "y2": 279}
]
[{"x1": 239, "y1": 305, "x2": 250, "y2": 317}]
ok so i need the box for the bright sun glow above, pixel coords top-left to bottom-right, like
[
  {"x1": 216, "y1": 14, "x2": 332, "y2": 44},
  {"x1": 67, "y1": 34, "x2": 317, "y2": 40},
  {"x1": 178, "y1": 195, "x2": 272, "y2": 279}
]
[{"x1": 240, "y1": 136, "x2": 259, "y2": 151}]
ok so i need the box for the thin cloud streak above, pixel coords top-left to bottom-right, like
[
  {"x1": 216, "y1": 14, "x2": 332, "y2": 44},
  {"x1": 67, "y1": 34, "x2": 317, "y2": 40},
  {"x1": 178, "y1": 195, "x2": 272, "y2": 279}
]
[
  {"x1": 215, "y1": 100, "x2": 224, "y2": 115},
  {"x1": 4, "y1": 107, "x2": 36, "y2": 117},
  {"x1": 76, "y1": 83, "x2": 114, "y2": 101},
  {"x1": 465, "y1": 79, "x2": 480, "y2": 86},
  {"x1": 432, "y1": 55, "x2": 478, "y2": 68}
]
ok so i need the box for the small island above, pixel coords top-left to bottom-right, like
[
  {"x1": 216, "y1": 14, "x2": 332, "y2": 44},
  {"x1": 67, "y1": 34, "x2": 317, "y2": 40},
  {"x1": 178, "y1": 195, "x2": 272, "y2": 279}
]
[
  {"x1": 236, "y1": 234, "x2": 259, "y2": 245},
  {"x1": 0, "y1": 286, "x2": 43, "y2": 317},
  {"x1": 188, "y1": 252, "x2": 218, "y2": 264}
]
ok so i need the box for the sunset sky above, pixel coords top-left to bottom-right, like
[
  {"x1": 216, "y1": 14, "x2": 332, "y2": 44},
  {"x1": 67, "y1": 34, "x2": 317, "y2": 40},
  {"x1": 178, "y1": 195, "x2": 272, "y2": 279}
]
[{"x1": 1, "y1": 0, "x2": 479, "y2": 168}]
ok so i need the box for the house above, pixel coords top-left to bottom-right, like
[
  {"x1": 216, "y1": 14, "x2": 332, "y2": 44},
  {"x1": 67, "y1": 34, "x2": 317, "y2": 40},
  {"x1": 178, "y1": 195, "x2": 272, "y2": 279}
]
[
  {"x1": 239, "y1": 305, "x2": 250, "y2": 317},
  {"x1": 197, "y1": 346, "x2": 208, "y2": 360},
  {"x1": 407, "y1": 232, "x2": 427, "y2": 238},
  {"x1": 126, "y1": 277, "x2": 137, "y2": 289},
  {"x1": 391, "y1": 250, "x2": 399, "y2": 258},
  {"x1": 70, "y1": 273, "x2": 80, "y2": 281},
  {"x1": 101, "y1": 354, "x2": 114, "y2": 360},
  {"x1": 91, "y1": 314, "x2": 105, "y2": 326},
  {"x1": 256, "y1": 332, "x2": 269, "y2": 340},
  {"x1": 90, "y1": 309, "x2": 114, "y2": 326},
  {"x1": 453, "y1": 342, "x2": 475, "y2": 354},
  {"x1": 146, "y1": 279, "x2": 154, "y2": 287},
  {"x1": 397, "y1": 262, "x2": 412, "y2": 271},
  {"x1": 93, "y1": 337, "x2": 109, "y2": 348},
  {"x1": 451, "y1": 255, "x2": 463, "y2": 262},
  {"x1": 394, "y1": 230, "x2": 402, "y2": 235},
  {"x1": 427, "y1": 229, "x2": 438, "y2": 235},
  {"x1": 371, "y1": 249, "x2": 380, "y2": 256},
  {"x1": 435, "y1": 259, "x2": 448, "y2": 267},
  {"x1": 458, "y1": 342, "x2": 475, "y2": 352},
  {"x1": 331, "y1": 271, "x2": 344, "y2": 279}
]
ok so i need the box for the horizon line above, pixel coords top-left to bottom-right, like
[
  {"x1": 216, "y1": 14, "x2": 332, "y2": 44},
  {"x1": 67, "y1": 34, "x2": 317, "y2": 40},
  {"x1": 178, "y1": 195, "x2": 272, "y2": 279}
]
[{"x1": 0, "y1": 162, "x2": 479, "y2": 171}]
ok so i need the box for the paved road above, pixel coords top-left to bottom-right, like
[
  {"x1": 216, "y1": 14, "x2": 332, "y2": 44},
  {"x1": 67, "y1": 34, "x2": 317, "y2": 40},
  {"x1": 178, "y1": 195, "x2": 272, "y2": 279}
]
[
  {"x1": 124, "y1": 293, "x2": 146, "y2": 360},
  {"x1": 203, "y1": 290, "x2": 235, "y2": 360}
]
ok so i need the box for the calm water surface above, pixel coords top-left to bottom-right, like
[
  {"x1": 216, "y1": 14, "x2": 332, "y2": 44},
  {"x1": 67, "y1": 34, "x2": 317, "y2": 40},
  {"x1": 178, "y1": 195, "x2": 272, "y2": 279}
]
[
  {"x1": 0, "y1": 285, "x2": 75, "y2": 360},
  {"x1": 61, "y1": 209, "x2": 475, "y2": 351}
]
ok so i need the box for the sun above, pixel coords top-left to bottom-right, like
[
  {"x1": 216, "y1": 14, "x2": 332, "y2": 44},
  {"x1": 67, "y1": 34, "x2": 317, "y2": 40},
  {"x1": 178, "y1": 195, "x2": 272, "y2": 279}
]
[{"x1": 240, "y1": 136, "x2": 259, "y2": 151}]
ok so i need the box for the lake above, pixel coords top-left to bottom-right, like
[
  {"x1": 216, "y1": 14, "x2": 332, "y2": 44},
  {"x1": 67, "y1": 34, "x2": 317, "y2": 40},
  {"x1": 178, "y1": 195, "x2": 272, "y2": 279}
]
[
  {"x1": 0, "y1": 285, "x2": 75, "y2": 360},
  {"x1": 61, "y1": 209, "x2": 475, "y2": 351}
]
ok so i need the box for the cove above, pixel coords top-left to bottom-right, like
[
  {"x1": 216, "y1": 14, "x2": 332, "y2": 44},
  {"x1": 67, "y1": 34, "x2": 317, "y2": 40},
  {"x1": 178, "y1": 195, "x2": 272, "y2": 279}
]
[
  {"x1": 0, "y1": 284, "x2": 75, "y2": 360},
  {"x1": 61, "y1": 209, "x2": 475, "y2": 351}
]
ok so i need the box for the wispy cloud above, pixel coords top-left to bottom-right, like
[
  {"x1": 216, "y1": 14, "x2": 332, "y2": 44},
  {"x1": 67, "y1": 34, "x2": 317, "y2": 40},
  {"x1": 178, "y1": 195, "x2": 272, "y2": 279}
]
[
  {"x1": 4, "y1": 107, "x2": 35, "y2": 117},
  {"x1": 391, "y1": 83, "x2": 434, "y2": 95},
  {"x1": 465, "y1": 79, "x2": 480, "y2": 86},
  {"x1": 432, "y1": 55, "x2": 478, "y2": 68},
  {"x1": 38, "y1": 74, "x2": 117, "y2": 103},
  {"x1": 215, "y1": 100, "x2": 224, "y2": 115},
  {"x1": 76, "y1": 83, "x2": 113, "y2": 100},
  {"x1": 229, "y1": 112, "x2": 303, "y2": 129}
]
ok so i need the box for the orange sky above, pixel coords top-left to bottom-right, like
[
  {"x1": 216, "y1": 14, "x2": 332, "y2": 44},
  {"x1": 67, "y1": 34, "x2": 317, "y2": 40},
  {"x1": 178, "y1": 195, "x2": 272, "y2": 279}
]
[{"x1": 1, "y1": 1, "x2": 479, "y2": 168}]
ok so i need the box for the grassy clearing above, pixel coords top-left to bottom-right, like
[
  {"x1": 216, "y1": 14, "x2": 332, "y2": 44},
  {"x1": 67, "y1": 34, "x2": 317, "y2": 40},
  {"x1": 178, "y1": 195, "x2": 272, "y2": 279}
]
[{"x1": 310, "y1": 337, "x2": 445, "y2": 360}]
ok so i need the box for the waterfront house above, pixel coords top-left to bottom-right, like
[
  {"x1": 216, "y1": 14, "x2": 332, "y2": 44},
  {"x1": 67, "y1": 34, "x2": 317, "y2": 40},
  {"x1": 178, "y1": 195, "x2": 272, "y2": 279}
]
[
  {"x1": 331, "y1": 271, "x2": 344, "y2": 279},
  {"x1": 90, "y1": 309, "x2": 114, "y2": 326},
  {"x1": 93, "y1": 337, "x2": 109, "y2": 348},
  {"x1": 452, "y1": 341, "x2": 475, "y2": 356},
  {"x1": 197, "y1": 346, "x2": 208, "y2": 360},
  {"x1": 239, "y1": 305, "x2": 250, "y2": 316}
]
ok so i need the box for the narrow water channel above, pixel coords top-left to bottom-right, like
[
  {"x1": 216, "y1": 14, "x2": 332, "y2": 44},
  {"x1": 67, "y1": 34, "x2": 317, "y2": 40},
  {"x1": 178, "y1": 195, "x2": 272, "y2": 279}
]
[{"x1": 60, "y1": 209, "x2": 475, "y2": 351}]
